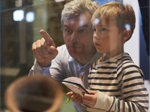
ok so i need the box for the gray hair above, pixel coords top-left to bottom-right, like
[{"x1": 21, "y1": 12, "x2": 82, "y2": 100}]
[{"x1": 61, "y1": 0, "x2": 99, "y2": 25}]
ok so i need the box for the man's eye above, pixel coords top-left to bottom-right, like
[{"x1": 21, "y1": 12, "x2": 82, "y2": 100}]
[
  {"x1": 64, "y1": 29, "x2": 72, "y2": 33},
  {"x1": 78, "y1": 29, "x2": 86, "y2": 33}
]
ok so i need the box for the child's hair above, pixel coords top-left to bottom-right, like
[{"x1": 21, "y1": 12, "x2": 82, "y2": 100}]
[
  {"x1": 91, "y1": 1, "x2": 136, "y2": 41},
  {"x1": 61, "y1": 0, "x2": 99, "y2": 26}
]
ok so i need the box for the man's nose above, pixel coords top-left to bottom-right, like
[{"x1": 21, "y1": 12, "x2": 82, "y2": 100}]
[{"x1": 71, "y1": 32, "x2": 78, "y2": 42}]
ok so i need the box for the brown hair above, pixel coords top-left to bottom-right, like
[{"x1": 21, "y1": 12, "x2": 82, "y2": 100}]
[{"x1": 92, "y1": 1, "x2": 136, "y2": 41}]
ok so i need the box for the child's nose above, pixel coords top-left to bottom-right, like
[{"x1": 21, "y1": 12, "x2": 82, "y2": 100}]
[{"x1": 93, "y1": 32, "x2": 99, "y2": 39}]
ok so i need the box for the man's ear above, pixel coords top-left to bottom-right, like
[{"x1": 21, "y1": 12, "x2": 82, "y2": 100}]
[{"x1": 123, "y1": 29, "x2": 131, "y2": 43}]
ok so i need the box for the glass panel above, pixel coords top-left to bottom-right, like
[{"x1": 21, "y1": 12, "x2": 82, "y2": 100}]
[
  {"x1": 0, "y1": 0, "x2": 71, "y2": 111},
  {"x1": 0, "y1": 0, "x2": 149, "y2": 111}
]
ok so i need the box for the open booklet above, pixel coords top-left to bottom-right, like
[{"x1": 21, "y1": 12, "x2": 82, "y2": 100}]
[{"x1": 62, "y1": 77, "x2": 89, "y2": 97}]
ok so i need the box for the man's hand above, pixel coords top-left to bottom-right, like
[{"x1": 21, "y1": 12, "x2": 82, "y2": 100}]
[{"x1": 32, "y1": 30, "x2": 58, "y2": 67}]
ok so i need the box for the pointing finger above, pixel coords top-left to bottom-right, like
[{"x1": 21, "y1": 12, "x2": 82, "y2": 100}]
[{"x1": 40, "y1": 29, "x2": 55, "y2": 46}]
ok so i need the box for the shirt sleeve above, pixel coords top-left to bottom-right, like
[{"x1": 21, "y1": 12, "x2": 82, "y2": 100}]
[
  {"x1": 42, "y1": 65, "x2": 51, "y2": 75},
  {"x1": 28, "y1": 57, "x2": 64, "y2": 82},
  {"x1": 90, "y1": 66, "x2": 149, "y2": 112},
  {"x1": 28, "y1": 59, "x2": 43, "y2": 75},
  {"x1": 28, "y1": 45, "x2": 67, "y2": 83},
  {"x1": 28, "y1": 58, "x2": 51, "y2": 76}
]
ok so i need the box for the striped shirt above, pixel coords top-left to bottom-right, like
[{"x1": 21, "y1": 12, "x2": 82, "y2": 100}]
[{"x1": 88, "y1": 53, "x2": 149, "y2": 112}]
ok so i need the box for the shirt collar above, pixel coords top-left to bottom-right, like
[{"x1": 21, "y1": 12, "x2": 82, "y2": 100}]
[{"x1": 68, "y1": 52, "x2": 102, "y2": 66}]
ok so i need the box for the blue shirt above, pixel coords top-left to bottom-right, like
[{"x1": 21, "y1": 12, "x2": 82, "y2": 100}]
[{"x1": 29, "y1": 44, "x2": 102, "y2": 112}]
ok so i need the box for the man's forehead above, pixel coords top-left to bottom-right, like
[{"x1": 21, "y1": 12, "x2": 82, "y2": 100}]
[{"x1": 63, "y1": 16, "x2": 91, "y2": 28}]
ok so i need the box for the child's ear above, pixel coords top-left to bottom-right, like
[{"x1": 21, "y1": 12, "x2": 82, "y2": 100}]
[{"x1": 123, "y1": 29, "x2": 131, "y2": 43}]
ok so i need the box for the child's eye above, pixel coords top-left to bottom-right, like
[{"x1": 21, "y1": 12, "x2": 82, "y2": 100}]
[
  {"x1": 101, "y1": 28, "x2": 107, "y2": 31},
  {"x1": 92, "y1": 28, "x2": 96, "y2": 32}
]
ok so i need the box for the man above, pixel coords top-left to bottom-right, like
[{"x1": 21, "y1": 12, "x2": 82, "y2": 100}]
[{"x1": 29, "y1": 0, "x2": 102, "y2": 111}]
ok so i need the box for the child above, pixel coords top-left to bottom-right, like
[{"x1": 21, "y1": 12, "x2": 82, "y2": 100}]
[{"x1": 67, "y1": 1, "x2": 149, "y2": 112}]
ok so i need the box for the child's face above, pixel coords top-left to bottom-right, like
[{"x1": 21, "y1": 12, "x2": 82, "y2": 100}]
[{"x1": 93, "y1": 18, "x2": 124, "y2": 57}]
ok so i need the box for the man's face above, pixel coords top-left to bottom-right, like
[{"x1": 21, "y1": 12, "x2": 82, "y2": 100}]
[{"x1": 62, "y1": 12, "x2": 96, "y2": 59}]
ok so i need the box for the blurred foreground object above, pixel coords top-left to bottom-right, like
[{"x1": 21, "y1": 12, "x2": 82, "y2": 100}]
[{"x1": 5, "y1": 75, "x2": 64, "y2": 112}]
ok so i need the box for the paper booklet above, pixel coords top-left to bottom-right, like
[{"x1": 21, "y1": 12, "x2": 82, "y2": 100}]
[{"x1": 62, "y1": 77, "x2": 89, "y2": 97}]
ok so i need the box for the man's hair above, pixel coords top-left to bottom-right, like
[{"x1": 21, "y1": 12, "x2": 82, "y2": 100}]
[
  {"x1": 61, "y1": 0, "x2": 99, "y2": 26},
  {"x1": 92, "y1": 1, "x2": 136, "y2": 41}
]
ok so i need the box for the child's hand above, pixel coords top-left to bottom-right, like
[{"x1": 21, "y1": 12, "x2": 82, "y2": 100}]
[
  {"x1": 66, "y1": 92, "x2": 83, "y2": 103},
  {"x1": 82, "y1": 90, "x2": 98, "y2": 108}
]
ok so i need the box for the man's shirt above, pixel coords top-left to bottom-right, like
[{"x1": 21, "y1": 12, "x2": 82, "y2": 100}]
[{"x1": 29, "y1": 44, "x2": 102, "y2": 112}]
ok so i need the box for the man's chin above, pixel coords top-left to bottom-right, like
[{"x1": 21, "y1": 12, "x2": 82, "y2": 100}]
[
  {"x1": 69, "y1": 51, "x2": 82, "y2": 58},
  {"x1": 67, "y1": 47, "x2": 82, "y2": 56}
]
